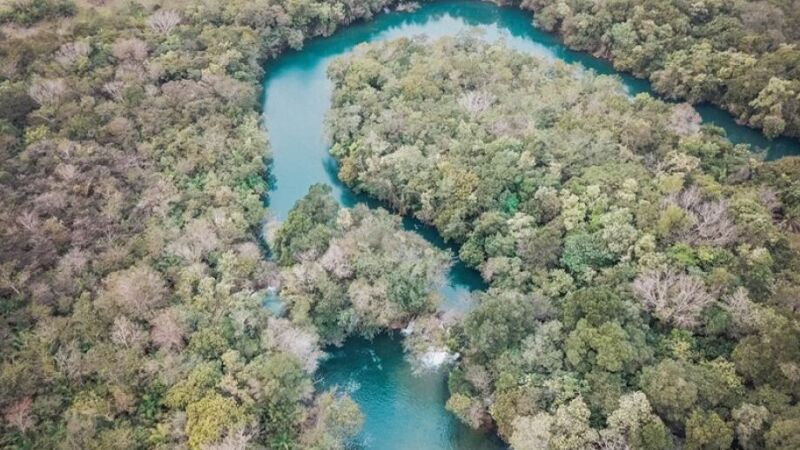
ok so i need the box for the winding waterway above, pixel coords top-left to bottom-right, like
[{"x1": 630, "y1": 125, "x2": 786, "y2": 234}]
[{"x1": 261, "y1": 1, "x2": 800, "y2": 448}]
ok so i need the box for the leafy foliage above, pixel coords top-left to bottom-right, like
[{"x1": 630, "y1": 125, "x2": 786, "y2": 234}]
[
  {"x1": 520, "y1": 0, "x2": 800, "y2": 139},
  {"x1": 276, "y1": 185, "x2": 451, "y2": 346},
  {"x1": 327, "y1": 36, "x2": 800, "y2": 449},
  {"x1": 0, "y1": 0, "x2": 403, "y2": 447}
]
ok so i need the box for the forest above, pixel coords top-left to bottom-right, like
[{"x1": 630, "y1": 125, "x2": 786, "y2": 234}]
[
  {"x1": 0, "y1": 0, "x2": 405, "y2": 448},
  {"x1": 271, "y1": 183, "x2": 452, "y2": 358},
  {"x1": 518, "y1": 0, "x2": 800, "y2": 139},
  {"x1": 2, "y1": 0, "x2": 800, "y2": 448},
  {"x1": 327, "y1": 36, "x2": 800, "y2": 449}
]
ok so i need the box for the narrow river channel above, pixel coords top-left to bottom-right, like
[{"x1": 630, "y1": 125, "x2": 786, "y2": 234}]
[{"x1": 260, "y1": 2, "x2": 800, "y2": 448}]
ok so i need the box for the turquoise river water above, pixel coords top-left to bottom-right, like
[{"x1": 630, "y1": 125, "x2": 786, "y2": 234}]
[{"x1": 260, "y1": 2, "x2": 800, "y2": 448}]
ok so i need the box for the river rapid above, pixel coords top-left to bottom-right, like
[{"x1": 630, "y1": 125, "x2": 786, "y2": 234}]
[{"x1": 260, "y1": 2, "x2": 800, "y2": 448}]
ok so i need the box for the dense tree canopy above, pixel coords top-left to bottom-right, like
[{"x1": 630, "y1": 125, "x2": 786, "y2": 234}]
[
  {"x1": 273, "y1": 184, "x2": 452, "y2": 349},
  {"x1": 327, "y1": 36, "x2": 800, "y2": 449},
  {"x1": 0, "y1": 0, "x2": 405, "y2": 448},
  {"x1": 518, "y1": 0, "x2": 800, "y2": 139},
  {"x1": 3, "y1": 0, "x2": 800, "y2": 447}
]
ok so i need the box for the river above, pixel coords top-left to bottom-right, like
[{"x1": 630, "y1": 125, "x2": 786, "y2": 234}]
[{"x1": 260, "y1": 1, "x2": 800, "y2": 449}]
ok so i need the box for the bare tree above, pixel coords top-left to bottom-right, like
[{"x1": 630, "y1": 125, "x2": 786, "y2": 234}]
[
  {"x1": 148, "y1": 10, "x2": 181, "y2": 34},
  {"x1": 459, "y1": 90, "x2": 496, "y2": 115},
  {"x1": 759, "y1": 188, "x2": 782, "y2": 215},
  {"x1": 101, "y1": 265, "x2": 168, "y2": 319},
  {"x1": 4, "y1": 396, "x2": 34, "y2": 432},
  {"x1": 666, "y1": 186, "x2": 738, "y2": 246},
  {"x1": 55, "y1": 163, "x2": 77, "y2": 182},
  {"x1": 55, "y1": 41, "x2": 91, "y2": 68},
  {"x1": 202, "y1": 426, "x2": 255, "y2": 450},
  {"x1": 103, "y1": 81, "x2": 125, "y2": 101},
  {"x1": 110, "y1": 315, "x2": 147, "y2": 349},
  {"x1": 111, "y1": 38, "x2": 148, "y2": 62},
  {"x1": 54, "y1": 340, "x2": 84, "y2": 382},
  {"x1": 264, "y1": 318, "x2": 323, "y2": 373},
  {"x1": 691, "y1": 200, "x2": 738, "y2": 245},
  {"x1": 28, "y1": 78, "x2": 67, "y2": 106},
  {"x1": 166, "y1": 218, "x2": 220, "y2": 261},
  {"x1": 150, "y1": 308, "x2": 186, "y2": 351},
  {"x1": 723, "y1": 287, "x2": 758, "y2": 333},
  {"x1": 319, "y1": 239, "x2": 353, "y2": 279},
  {"x1": 16, "y1": 210, "x2": 40, "y2": 233},
  {"x1": 633, "y1": 269, "x2": 714, "y2": 329},
  {"x1": 670, "y1": 185, "x2": 702, "y2": 211},
  {"x1": 596, "y1": 434, "x2": 631, "y2": 450},
  {"x1": 669, "y1": 103, "x2": 702, "y2": 136}
]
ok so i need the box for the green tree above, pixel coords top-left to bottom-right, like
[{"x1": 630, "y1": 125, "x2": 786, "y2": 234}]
[{"x1": 684, "y1": 409, "x2": 734, "y2": 450}]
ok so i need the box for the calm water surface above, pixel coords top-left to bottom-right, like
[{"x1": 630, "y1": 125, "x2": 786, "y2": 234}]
[{"x1": 261, "y1": 2, "x2": 800, "y2": 448}]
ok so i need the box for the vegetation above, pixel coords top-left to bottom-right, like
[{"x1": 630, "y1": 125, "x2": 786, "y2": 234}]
[
  {"x1": 0, "y1": 0, "x2": 404, "y2": 448},
  {"x1": 327, "y1": 36, "x2": 800, "y2": 449},
  {"x1": 4, "y1": 0, "x2": 800, "y2": 447},
  {"x1": 517, "y1": 0, "x2": 800, "y2": 139},
  {"x1": 272, "y1": 184, "x2": 451, "y2": 348}
]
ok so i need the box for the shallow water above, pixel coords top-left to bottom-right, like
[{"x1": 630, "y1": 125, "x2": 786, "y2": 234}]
[
  {"x1": 261, "y1": 2, "x2": 800, "y2": 448},
  {"x1": 319, "y1": 334, "x2": 508, "y2": 449}
]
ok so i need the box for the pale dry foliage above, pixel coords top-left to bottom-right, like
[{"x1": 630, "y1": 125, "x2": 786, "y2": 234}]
[
  {"x1": 101, "y1": 265, "x2": 167, "y2": 319},
  {"x1": 459, "y1": 90, "x2": 496, "y2": 114},
  {"x1": 103, "y1": 81, "x2": 125, "y2": 100},
  {"x1": 602, "y1": 391, "x2": 656, "y2": 448},
  {"x1": 16, "y1": 210, "x2": 40, "y2": 233},
  {"x1": 780, "y1": 362, "x2": 800, "y2": 383},
  {"x1": 348, "y1": 279, "x2": 401, "y2": 328},
  {"x1": 264, "y1": 318, "x2": 323, "y2": 373},
  {"x1": 596, "y1": 435, "x2": 632, "y2": 450},
  {"x1": 759, "y1": 188, "x2": 782, "y2": 215},
  {"x1": 55, "y1": 163, "x2": 77, "y2": 182},
  {"x1": 110, "y1": 315, "x2": 147, "y2": 349},
  {"x1": 202, "y1": 426, "x2": 255, "y2": 450},
  {"x1": 289, "y1": 261, "x2": 326, "y2": 289},
  {"x1": 111, "y1": 387, "x2": 135, "y2": 414},
  {"x1": 54, "y1": 248, "x2": 88, "y2": 285},
  {"x1": 148, "y1": 9, "x2": 181, "y2": 34},
  {"x1": 669, "y1": 103, "x2": 702, "y2": 136},
  {"x1": 55, "y1": 41, "x2": 90, "y2": 67},
  {"x1": 667, "y1": 186, "x2": 738, "y2": 246},
  {"x1": 202, "y1": 73, "x2": 254, "y2": 103},
  {"x1": 4, "y1": 396, "x2": 34, "y2": 432},
  {"x1": 465, "y1": 363, "x2": 491, "y2": 394},
  {"x1": 104, "y1": 116, "x2": 135, "y2": 143},
  {"x1": 510, "y1": 413, "x2": 552, "y2": 450},
  {"x1": 633, "y1": 269, "x2": 714, "y2": 329},
  {"x1": 319, "y1": 239, "x2": 353, "y2": 279},
  {"x1": 723, "y1": 287, "x2": 758, "y2": 332},
  {"x1": 112, "y1": 38, "x2": 148, "y2": 62},
  {"x1": 28, "y1": 78, "x2": 67, "y2": 106},
  {"x1": 738, "y1": 1, "x2": 787, "y2": 43},
  {"x1": 166, "y1": 218, "x2": 220, "y2": 261},
  {"x1": 150, "y1": 308, "x2": 186, "y2": 351},
  {"x1": 54, "y1": 341, "x2": 83, "y2": 381},
  {"x1": 33, "y1": 190, "x2": 68, "y2": 213}
]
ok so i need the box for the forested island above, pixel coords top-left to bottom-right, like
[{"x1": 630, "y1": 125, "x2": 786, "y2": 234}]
[{"x1": 1, "y1": 0, "x2": 800, "y2": 449}]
